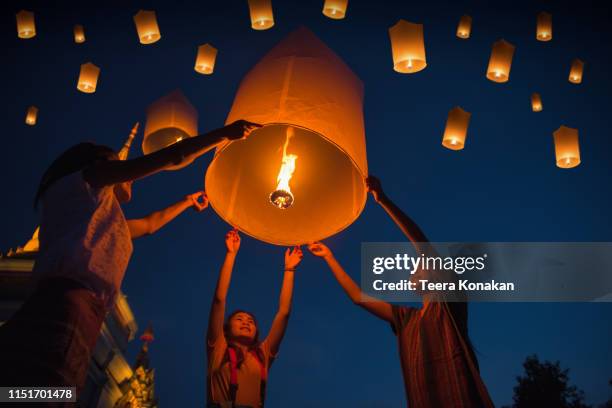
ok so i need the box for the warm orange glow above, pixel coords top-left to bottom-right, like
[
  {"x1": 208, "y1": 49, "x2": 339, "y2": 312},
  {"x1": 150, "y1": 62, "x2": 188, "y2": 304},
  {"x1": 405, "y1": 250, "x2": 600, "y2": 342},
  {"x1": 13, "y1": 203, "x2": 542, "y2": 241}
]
[
  {"x1": 77, "y1": 62, "x2": 100, "y2": 93},
  {"x1": 323, "y1": 0, "x2": 348, "y2": 19},
  {"x1": 389, "y1": 20, "x2": 427, "y2": 73},
  {"x1": 194, "y1": 44, "x2": 218, "y2": 75},
  {"x1": 270, "y1": 127, "x2": 298, "y2": 209},
  {"x1": 456, "y1": 15, "x2": 472, "y2": 39},
  {"x1": 25, "y1": 106, "x2": 38, "y2": 126},
  {"x1": 442, "y1": 107, "x2": 471, "y2": 151},
  {"x1": 531, "y1": 93, "x2": 543, "y2": 112},
  {"x1": 536, "y1": 12, "x2": 552, "y2": 41},
  {"x1": 16, "y1": 10, "x2": 35, "y2": 39},
  {"x1": 133, "y1": 10, "x2": 161, "y2": 44},
  {"x1": 486, "y1": 39, "x2": 515, "y2": 83},
  {"x1": 569, "y1": 59, "x2": 584, "y2": 84},
  {"x1": 74, "y1": 25, "x2": 85, "y2": 43},
  {"x1": 553, "y1": 126, "x2": 580, "y2": 169},
  {"x1": 248, "y1": 0, "x2": 274, "y2": 30}
]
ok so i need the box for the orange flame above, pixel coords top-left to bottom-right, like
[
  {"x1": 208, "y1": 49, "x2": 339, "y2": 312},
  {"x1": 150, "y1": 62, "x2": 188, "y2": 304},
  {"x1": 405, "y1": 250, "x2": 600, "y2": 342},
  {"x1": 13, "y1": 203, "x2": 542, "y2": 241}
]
[{"x1": 270, "y1": 127, "x2": 298, "y2": 209}]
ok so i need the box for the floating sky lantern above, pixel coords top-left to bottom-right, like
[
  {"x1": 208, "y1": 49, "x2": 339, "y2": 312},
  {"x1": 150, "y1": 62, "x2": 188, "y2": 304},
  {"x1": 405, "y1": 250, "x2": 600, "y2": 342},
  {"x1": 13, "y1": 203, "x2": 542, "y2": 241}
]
[
  {"x1": 456, "y1": 15, "x2": 472, "y2": 39},
  {"x1": 25, "y1": 106, "x2": 38, "y2": 126},
  {"x1": 531, "y1": 93, "x2": 543, "y2": 112},
  {"x1": 569, "y1": 59, "x2": 584, "y2": 84},
  {"x1": 442, "y1": 107, "x2": 471, "y2": 150},
  {"x1": 553, "y1": 126, "x2": 580, "y2": 169},
  {"x1": 322, "y1": 0, "x2": 348, "y2": 20},
  {"x1": 486, "y1": 39, "x2": 515, "y2": 83},
  {"x1": 134, "y1": 10, "x2": 161, "y2": 44},
  {"x1": 74, "y1": 24, "x2": 85, "y2": 43},
  {"x1": 194, "y1": 44, "x2": 217, "y2": 75},
  {"x1": 536, "y1": 12, "x2": 552, "y2": 41},
  {"x1": 248, "y1": 0, "x2": 274, "y2": 30},
  {"x1": 205, "y1": 27, "x2": 368, "y2": 246},
  {"x1": 389, "y1": 20, "x2": 427, "y2": 73},
  {"x1": 16, "y1": 10, "x2": 35, "y2": 39},
  {"x1": 142, "y1": 90, "x2": 198, "y2": 170},
  {"x1": 77, "y1": 62, "x2": 100, "y2": 93}
]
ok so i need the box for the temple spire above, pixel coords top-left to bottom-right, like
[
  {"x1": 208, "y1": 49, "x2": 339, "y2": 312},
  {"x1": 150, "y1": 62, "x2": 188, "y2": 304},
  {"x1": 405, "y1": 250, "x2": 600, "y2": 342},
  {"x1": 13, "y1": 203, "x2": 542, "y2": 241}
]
[{"x1": 118, "y1": 122, "x2": 140, "y2": 161}]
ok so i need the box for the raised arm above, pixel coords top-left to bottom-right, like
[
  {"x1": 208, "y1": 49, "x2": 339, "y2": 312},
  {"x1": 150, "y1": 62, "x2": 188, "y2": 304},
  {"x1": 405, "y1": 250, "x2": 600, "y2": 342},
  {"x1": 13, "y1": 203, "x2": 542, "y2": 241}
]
[
  {"x1": 207, "y1": 229, "x2": 241, "y2": 345},
  {"x1": 308, "y1": 242, "x2": 393, "y2": 323},
  {"x1": 264, "y1": 247, "x2": 302, "y2": 355}
]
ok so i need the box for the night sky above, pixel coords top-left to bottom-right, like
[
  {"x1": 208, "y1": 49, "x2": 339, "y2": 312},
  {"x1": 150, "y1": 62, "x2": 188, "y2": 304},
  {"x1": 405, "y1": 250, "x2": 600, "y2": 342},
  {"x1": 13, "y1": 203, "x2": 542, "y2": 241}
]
[{"x1": 2, "y1": 0, "x2": 611, "y2": 406}]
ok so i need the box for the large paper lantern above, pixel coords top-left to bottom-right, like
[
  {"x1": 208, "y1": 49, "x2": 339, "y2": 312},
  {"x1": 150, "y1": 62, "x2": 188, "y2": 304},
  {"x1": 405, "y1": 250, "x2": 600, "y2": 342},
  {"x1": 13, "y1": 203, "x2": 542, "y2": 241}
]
[
  {"x1": 248, "y1": 0, "x2": 274, "y2": 30},
  {"x1": 205, "y1": 27, "x2": 368, "y2": 246},
  {"x1": 16, "y1": 10, "x2": 35, "y2": 39},
  {"x1": 553, "y1": 126, "x2": 580, "y2": 169},
  {"x1": 194, "y1": 44, "x2": 217, "y2": 75},
  {"x1": 142, "y1": 90, "x2": 198, "y2": 170},
  {"x1": 536, "y1": 12, "x2": 552, "y2": 41},
  {"x1": 74, "y1": 24, "x2": 85, "y2": 43},
  {"x1": 531, "y1": 93, "x2": 543, "y2": 112},
  {"x1": 486, "y1": 39, "x2": 515, "y2": 83},
  {"x1": 456, "y1": 15, "x2": 472, "y2": 39},
  {"x1": 569, "y1": 59, "x2": 584, "y2": 84},
  {"x1": 442, "y1": 107, "x2": 471, "y2": 150},
  {"x1": 134, "y1": 10, "x2": 161, "y2": 44},
  {"x1": 77, "y1": 62, "x2": 100, "y2": 93},
  {"x1": 323, "y1": 0, "x2": 348, "y2": 20},
  {"x1": 25, "y1": 106, "x2": 38, "y2": 126},
  {"x1": 389, "y1": 20, "x2": 427, "y2": 73}
]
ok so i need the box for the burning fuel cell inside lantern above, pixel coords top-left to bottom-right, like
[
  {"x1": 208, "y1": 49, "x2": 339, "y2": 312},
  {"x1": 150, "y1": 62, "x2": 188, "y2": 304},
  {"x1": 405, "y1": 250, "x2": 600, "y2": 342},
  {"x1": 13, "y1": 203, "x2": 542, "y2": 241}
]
[{"x1": 270, "y1": 126, "x2": 298, "y2": 209}]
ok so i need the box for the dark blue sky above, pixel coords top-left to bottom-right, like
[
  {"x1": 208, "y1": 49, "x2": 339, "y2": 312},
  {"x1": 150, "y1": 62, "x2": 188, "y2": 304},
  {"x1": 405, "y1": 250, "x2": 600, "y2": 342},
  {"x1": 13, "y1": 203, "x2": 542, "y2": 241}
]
[{"x1": 2, "y1": 0, "x2": 611, "y2": 406}]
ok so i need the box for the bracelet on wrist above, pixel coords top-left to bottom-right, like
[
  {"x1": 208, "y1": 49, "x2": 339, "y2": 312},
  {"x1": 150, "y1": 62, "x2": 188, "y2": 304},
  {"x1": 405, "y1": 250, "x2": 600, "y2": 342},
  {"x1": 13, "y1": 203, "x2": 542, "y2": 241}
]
[{"x1": 284, "y1": 267, "x2": 296, "y2": 272}]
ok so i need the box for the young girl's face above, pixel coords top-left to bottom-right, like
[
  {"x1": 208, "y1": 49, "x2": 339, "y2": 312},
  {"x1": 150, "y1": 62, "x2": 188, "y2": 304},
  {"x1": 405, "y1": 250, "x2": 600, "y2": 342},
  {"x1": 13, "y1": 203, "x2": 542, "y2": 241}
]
[{"x1": 228, "y1": 312, "x2": 257, "y2": 342}]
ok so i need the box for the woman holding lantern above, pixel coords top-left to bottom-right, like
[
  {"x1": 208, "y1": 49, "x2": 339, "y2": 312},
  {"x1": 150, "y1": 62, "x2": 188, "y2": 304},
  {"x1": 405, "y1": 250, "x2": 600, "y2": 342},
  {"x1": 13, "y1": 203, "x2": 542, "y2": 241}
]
[
  {"x1": 307, "y1": 176, "x2": 494, "y2": 408},
  {"x1": 207, "y1": 229, "x2": 302, "y2": 408},
  {"x1": 0, "y1": 120, "x2": 260, "y2": 392}
]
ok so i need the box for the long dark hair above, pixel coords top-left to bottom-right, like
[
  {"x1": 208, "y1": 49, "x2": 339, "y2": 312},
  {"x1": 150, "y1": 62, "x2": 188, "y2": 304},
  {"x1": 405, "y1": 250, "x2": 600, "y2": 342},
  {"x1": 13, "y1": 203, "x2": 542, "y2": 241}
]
[{"x1": 34, "y1": 143, "x2": 117, "y2": 208}]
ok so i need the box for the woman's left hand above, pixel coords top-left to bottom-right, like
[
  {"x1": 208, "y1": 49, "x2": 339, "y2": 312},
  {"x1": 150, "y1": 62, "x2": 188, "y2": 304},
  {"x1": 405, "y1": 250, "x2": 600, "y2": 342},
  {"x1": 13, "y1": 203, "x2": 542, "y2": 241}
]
[
  {"x1": 285, "y1": 246, "x2": 303, "y2": 270},
  {"x1": 187, "y1": 191, "x2": 209, "y2": 212}
]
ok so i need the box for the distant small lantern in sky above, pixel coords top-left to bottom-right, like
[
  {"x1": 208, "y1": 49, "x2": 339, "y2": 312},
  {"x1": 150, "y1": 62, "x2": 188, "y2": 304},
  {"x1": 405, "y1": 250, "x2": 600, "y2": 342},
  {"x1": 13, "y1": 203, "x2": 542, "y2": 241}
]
[
  {"x1": 553, "y1": 126, "x2": 581, "y2": 169},
  {"x1": 16, "y1": 10, "x2": 36, "y2": 39},
  {"x1": 486, "y1": 39, "x2": 515, "y2": 83},
  {"x1": 389, "y1": 20, "x2": 427, "y2": 74},
  {"x1": 74, "y1": 24, "x2": 85, "y2": 43},
  {"x1": 322, "y1": 0, "x2": 348, "y2": 20},
  {"x1": 248, "y1": 0, "x2": 274, "y2": 30},
  {"x1": 531, "y1": 93, "x2": 543, "y2": 112},
  {"x1": 442, "y1": 106, "x2": 471, "y2": 150},
  {"x1": 77, "y1": 62, "x2": 100, "y2": 93},
  {"x1": 194, "y1": 44, "x2": 217, "y2": 75},
  {"x1": 536, "y1": 12, "x2": 552, "y2": 41},
  {"x1": 456, "y1": 15, "x2": 472, "y2": 39},
  {"x1": 25, "y1": 106, "x2": 38, "y2": 126},
  {"x1": 568, "y1": 59, "x2": 584, "y2": 84},
  {"x1": 133, "y1": 10, "x2": 161, "y2": 44}
]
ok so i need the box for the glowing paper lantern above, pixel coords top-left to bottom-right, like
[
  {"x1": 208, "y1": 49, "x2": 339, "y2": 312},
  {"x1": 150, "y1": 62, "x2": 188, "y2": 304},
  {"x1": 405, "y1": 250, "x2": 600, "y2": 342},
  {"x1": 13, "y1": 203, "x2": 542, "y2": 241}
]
[
  {"x1": 77, "y1": 62, "x2": 100, "y2": 93},
  {"x1": 553, "y1": 126, "x2": 580, "y2": 169},
  {"x1": 25, "y1": 106, "x2": 38, "y2": 126},
  {"x1": 389, "y1": 20, "x2": 427, "y2": 73},
  {"x1": 531, "y1": 93, "x2": 543, "y2": 112},
  {"x1": 569, "y1": 59, "x2": 584, "y2": 84},
  {"x1": 456, "y1": 15, "x2": 472, "y2": 39},
  {"x1": 442, "y1": 107, "x2": 471, "y2": 150},
  {"x1": 142, "y1": 90, "x2": 198, "y2": 170},
  {"x1": 536, "y1": 12, "x2": 552, "y2": 41},
  {"x1": 205, "y1": 27, "x2": 368, "y2": 246},
  {"x1": 16, "y1": 10, "x2": 35, "y2": 39},
  {"x1": 133, "y1": 10, "x2": 161, "y2": 44},
  {"x1": 323, "y1": 0, "x2": 348, "y2": 19},
  {"x1": 486, "y1": 39, "x2": 515, "y2": 83},
  {"x1": 74, "y1": 24, "x2": 85, "y2": 43},
  {"x1": 248, "y1": 0, "x2": 274, "y2": 30},
  {"x1": 194, "y1": 44, "x2": 217, "y2": 75}
]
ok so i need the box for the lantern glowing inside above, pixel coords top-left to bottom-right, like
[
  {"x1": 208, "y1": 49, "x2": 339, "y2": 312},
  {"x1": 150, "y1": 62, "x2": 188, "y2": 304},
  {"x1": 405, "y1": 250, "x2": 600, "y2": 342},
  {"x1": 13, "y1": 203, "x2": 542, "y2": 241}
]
[
  {"x1": 553, "y1": 126, "x2": 580, "y2": 169},
  {"x1": 248, "y1": 0, "x2": 274, "y2": 30},
  {"x1": 389, "y1": 20, "x2": 427, "y2": 73},
  {"x1": 456, "y1": 15, "x2": 472, "y2": 39},
  {"x1": 536, "y1": 12, "x2": 552, "y2": 41},
  {"x1": 486, "y1": 39, "x2": 515, "y2": 83},
  {"x1": 569, "y1": 59, "x2": 584, "y2": 84},
  {"x1": 205, "y1": 27, "x2": 368, "y2": 246},
  {"x1": 194, "y1": 44, "x2": 218, "y2": 75},
  {"x1": 25, "y1": 106, "x2": 38, "y2": 126},
  {"x1": 142, "y1": 90, "x2": 198, "y2": 170},
  {"x1": 531, "y1": 93, "x2": 543, "y2": 112},
  {"x1": 442, "y1": 107, "x2": 471, "y2": 151},
  {"x1": 77, "y1": 62, "x2": 100, "y2": 93},
  {"x1": 134, "y1": 10, "x2": 161, "y2": 44},
  {"x1": 74, "y1": 25, "x2": 85, "y2": 43},
  {"x1": 322, "y1": 0, "x2": 348, "y2": 20},
  {"x1": 16, "y1": 10, "x2": 35, "y2": 39}
]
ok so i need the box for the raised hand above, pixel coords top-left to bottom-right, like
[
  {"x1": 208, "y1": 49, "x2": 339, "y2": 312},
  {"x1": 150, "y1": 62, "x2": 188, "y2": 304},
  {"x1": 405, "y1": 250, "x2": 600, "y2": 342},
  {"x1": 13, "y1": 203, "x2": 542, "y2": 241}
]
[
  {"x1": 307, "y1": 242, "x2": 332, "y2": 259},
  {"x1": 365, "y1": 175, "x2": 385, "y2": 203},
  {"x1": 187, "y1": 191, "x2": 209, "y2": 212},
  {"x1": 223, "y1": 120, "x2": 262, "y2": 141},
  {"x1": 285, "y1": 246, "x2": 303, "y2": 270},
  {"x1": 225, "y1": 229, "x2": 241, "y2": 253}
]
